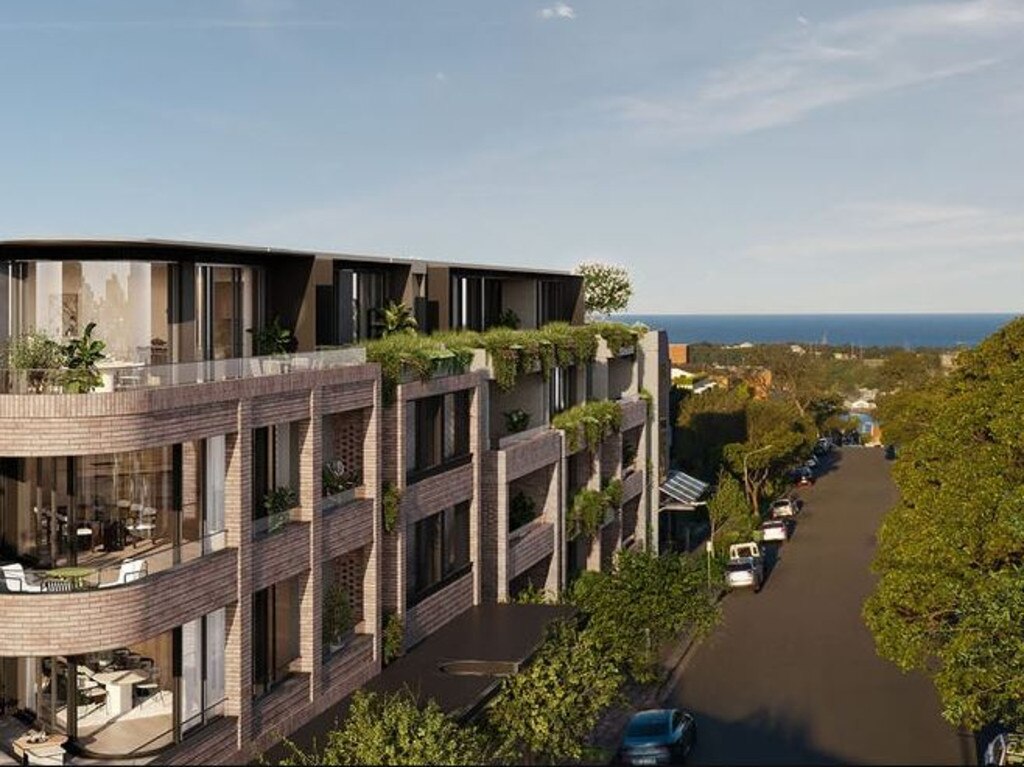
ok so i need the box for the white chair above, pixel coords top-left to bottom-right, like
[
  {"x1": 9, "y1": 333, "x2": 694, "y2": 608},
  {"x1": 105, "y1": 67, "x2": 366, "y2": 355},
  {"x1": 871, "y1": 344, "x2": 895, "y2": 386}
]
[
  {"x1": 99, "y1": 559, "x2": 148, "y2": 589},
  {"x1": 1, "y1": 563, "x2": 43, "y2": 593}
]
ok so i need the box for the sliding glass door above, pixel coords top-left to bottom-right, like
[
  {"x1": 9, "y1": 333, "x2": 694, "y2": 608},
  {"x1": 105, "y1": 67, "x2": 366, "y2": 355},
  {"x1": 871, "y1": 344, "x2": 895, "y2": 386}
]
[{"x1": 196, "y1": 265, "x2": 258, "y2": 361}]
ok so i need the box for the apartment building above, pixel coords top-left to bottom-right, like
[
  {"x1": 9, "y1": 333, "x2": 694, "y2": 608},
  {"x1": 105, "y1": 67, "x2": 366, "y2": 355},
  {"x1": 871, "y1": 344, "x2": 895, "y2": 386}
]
[{"x1": 0, "y1": 239, "x2": 668, "y2": 765}]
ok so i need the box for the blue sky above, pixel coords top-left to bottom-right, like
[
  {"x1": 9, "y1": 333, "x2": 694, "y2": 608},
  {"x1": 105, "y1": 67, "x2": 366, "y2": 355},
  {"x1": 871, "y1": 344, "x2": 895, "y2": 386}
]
[{"x1": 2, "y1": 0, "x2": 1023, "y2": 313}]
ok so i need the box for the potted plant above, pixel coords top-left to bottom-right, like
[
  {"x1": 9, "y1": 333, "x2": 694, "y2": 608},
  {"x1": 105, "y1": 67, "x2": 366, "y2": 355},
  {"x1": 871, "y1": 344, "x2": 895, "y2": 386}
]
[
  {"x1": 323, "y1": 459, "x2": 361, "y2": 502},
  {"x1": 322, "y1": 583, "x2": 354, "y2": 654},
  {"x1": 60, "y1": 322, "x2": 107, "y2": 393},
  {"x1": 7, "y1": 331, "x2": 63, "y2": 393},
  {"x1": 373, "y1": 301, "x2": 418, "y2": 337},
  {"x1": 504, "y1": 408, "x2": 531, "y2": 434},
  {"x1": 248, "y1": 316, "x2": 294, "y2": 356},
  {"x1": 262, "y1": 486, "x2": 298, "y2": 534}
]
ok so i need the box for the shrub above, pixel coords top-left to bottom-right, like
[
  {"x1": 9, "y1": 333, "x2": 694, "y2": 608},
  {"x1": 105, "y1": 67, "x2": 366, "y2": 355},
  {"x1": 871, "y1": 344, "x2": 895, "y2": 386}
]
[
  {"x1": 7, "y1": 331, "x2": 64, "y2": 392},
  {"x1": 322, "y1": 583, "x2": 353, "y2": 649},
  {"x1": 603, "y1": 477, "x2": 624, "y2": 510},
  {"x1": 280, "y1": 689, "x2": 490, "y2": 766},
  {"x1": 263, "y1": 486, "x2": 298, "y2": 533},
  {"x1": 382, "y1": 612, "x2": 405, "y2": 665},
  {"x1": 382, "y1": 483, "x2": 402, "y2": 533},
  {"x1": 569, "y1": 489, "x2": 608, "y2": 539},
  {"x1": 552, "y1": 400, "x2": 623, "y2": 453},
  {"x1": 366, "y1": 334, "x2": 475, "y2": 405},
  {"x1": 503, "y1": 408, "x2": 531, "y2": 434},
  {"x1": 249, "y1": 316, "x2": 294, "y2": 355},
  {"x1": 323, "y1": 459, "x2": 361, "y2": 496},
  {"x1": 591, "y1": 321, "x2": 646, "y2": 355}
]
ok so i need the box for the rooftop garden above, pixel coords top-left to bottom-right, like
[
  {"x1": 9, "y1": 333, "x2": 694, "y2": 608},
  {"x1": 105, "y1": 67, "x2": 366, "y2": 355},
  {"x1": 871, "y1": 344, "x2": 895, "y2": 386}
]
[{"x1": 364, "y1": 320, "x2": 646, "y2": 405}]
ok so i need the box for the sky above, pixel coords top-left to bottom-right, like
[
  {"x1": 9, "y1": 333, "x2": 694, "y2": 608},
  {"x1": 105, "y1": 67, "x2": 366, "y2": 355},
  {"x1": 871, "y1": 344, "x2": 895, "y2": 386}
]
[{"x1": 1, "y1": 0, "x2": 1023, "y2": 313}]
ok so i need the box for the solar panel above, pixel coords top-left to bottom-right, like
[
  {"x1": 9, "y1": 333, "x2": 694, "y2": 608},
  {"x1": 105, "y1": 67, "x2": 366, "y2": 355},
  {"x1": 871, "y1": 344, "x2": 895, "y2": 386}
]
[{"x1": 660, "y1": 470, "x2": 710, "y2": 504}]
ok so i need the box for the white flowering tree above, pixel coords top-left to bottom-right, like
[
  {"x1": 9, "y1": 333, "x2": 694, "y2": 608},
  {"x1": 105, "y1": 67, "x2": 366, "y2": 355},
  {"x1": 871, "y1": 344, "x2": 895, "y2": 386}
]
[{"x1": 574, "y1": 262, "x2": 633, "y2": 320}]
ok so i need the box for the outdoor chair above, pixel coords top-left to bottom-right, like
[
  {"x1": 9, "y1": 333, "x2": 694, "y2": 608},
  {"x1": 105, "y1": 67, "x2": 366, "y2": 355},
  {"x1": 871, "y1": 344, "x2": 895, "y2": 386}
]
[
  {"x1": 99, "y1": 559, "x2": 148, "y2": 589},
  {"x1": 1, "y1": 563, "x2": 43, "y2": 593}
]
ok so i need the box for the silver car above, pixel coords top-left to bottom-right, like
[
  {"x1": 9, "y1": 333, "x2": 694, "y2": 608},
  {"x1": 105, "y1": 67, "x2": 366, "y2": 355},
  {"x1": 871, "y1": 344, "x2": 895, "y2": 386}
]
[{"x1": 725, "y1": 559, "x2": 763, "y2": 592}]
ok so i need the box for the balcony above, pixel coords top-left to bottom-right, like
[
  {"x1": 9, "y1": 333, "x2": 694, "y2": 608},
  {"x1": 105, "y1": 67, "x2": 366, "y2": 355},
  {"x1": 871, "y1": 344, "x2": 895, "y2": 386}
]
[
  {"x1": 0, "y1": 348, "x2": 367, "y2": 395},
  {"x1": 508, "y1": 520, "x2": 555, "y2": 578}
]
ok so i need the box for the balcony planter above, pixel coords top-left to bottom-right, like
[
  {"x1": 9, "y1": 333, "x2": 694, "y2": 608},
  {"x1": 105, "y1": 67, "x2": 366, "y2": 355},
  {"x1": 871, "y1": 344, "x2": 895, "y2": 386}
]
[{"x1": 323, "y1": 486, "x2": 362, "y2": 510}]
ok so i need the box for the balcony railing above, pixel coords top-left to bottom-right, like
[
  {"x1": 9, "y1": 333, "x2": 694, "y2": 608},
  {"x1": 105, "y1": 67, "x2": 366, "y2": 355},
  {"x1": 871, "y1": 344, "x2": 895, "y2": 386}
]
[
  {"x1": 0, "y1": 530, "x2": 228, "y2": 593},
  {"x1": 0, "y1": 348, "x2": 367, "y2": 394},
  {"x1": 252, "y1": 506, "x2": 301, "y2": 539}
]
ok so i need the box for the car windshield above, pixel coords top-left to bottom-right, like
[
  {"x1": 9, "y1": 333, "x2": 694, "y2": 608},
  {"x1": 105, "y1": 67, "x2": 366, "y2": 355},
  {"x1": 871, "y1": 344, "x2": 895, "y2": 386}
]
[
  {"x1": 773, "y1": 500, "x2": 789, "y2": 507},
  {"x1": 763, "y1": 521, "x2": 783, "y2": 528},
  {"x1": 626, "y1": 716, "x2": 669, "y2": 738},
  {"x1": 726, "y1": 562, "x2": 752, "y2": 572}
]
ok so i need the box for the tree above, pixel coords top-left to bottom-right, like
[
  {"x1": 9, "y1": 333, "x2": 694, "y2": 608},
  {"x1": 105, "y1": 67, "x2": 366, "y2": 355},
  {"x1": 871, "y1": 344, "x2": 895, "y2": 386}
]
[
  {"x1": 877, "y1": 349, "x2": 939, "y2": 392},
  {"x1": 574, "y1": 262, "x2": 633, "y2": 320},
  {"x1": 280, "y1": 689, "x2": 491, "y2": 766},
  {"x1": 750, "y1": 345, "x2": 826, "y2": 417},
  {"x1": 722, "y1": 398, "x2": 814, "y2": 516},
  {"x1": 864, "y1": 317, "x2": 1024, "y2": 731},
  {"x1": 374, "y1": 301, "x2": 418, "y2": 337},
  {"x1": 875, "y1": 387, "x2": 943, "y2": 445},
  {"x1": 571, "y1": 550, "x2": 720, "y2": 684},
  {"x1": 674, "y1": 385, "x2": 750, "y2": 480},
  {"x1": 488, "y1": 620, "x2": 621, "y2": 764},
  {"x1": 706, "y1": 470, "x2": 751, "y2": 547}
]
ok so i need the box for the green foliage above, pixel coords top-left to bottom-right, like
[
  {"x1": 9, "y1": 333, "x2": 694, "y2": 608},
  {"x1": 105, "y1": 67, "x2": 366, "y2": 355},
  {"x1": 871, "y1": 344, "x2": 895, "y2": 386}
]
[
  {"x1": 503, "y1": 408, "x2": 531, "y2": 434},
  {"x1": 60, "y1": 321, "x2": 107, "y2": 393},
  {"x1": 877, "y1": 349, "x2": 940, "y2": 392},
  {"x1": 864, "y1": 317, "x2": 1024, "y2": 731},
  {"x1": 322, "y1": 459, "x2": 360, "y2": 496},
  {"x1": 280, "y1": 689, "x2": 490, "y2": 766},
  {"x1": 603, "y1": 477, "x2": 624, "y2": 510},
  {"x1": 512, "y1": 582, "x2": 548, "y2": 604},
  {"x1": 508, "y1": 491, "x2": 537, "y2": 531},
  {"x1": 591, "y1": 321, "x2": 646, "y2": 355},
  {"x1": 263, "y1": 486, "x2": 298, "y2": 533},
  {"x1": 638, "y1": 386, "x2": 654, "y2": 418},
  {"x1": 373, "y1": 301, "x2": 419, "y2": 337},
  {"x1": 322, "y1": 583, "x2": 353, "y2": 649},
  {"x1": 488, "y1": 620, "x2": 622, "y2": 764},
  {"x1": 674, "y1": 385, "x2": 750, "y2": 480},
  {"x1": 574, "y1": 262, "x2": 633, "y2": 319},
  {"x1": 552, "y1": 399, "x2": 623, "y2": 453},
  {"x1": 706, "y1": 469, "x2": 748, "y2": 545},
  {"x1": 875, "y1": 387, "x2": 944, "y2": 446},
  {"x1": 7, "y1": 331, "x2": 64, "y2": 392},
  {"x1": 569, "y1": 489, "x2": 607, "y2": 539},
  {"x1": 722, "y1": 398, "x2": 815, "y2": 516},
  {"x1": 249, "y1": 316, "x2": 294, "y2": 355},
  {"x1": 495, "y1": 308, "x2": 521, "y2": 330},
  {"x1": 382, "y1": 612, "x2": 405, "y2": 665},
  {"x1": 571, "y1": 550, "x2": 721, "y2": 683},
  {"x1": 381, "y1": 482, "x2": 402, "y2": 533},
  {"x1": 365, "y1": 334, "x2": 474, "y2": 405}
]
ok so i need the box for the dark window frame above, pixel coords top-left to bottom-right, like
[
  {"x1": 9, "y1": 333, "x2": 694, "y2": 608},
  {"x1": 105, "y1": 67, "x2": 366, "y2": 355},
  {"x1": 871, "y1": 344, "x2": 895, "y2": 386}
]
[{"x1": 407, "y1": 501, "x2": 472, "y2": 606}]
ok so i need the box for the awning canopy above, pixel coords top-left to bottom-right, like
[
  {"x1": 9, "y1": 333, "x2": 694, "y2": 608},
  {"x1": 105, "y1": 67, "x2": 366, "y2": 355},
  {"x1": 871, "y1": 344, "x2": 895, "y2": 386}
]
[{"x1": 660, "y1": 470, "x2": 710, "y2": 507}]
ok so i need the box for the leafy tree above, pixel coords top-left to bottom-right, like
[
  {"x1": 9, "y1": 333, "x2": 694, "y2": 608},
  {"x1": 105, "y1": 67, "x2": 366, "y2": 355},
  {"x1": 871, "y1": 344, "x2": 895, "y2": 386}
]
[
  {"x1": 706, "y1": 470, "x2": 751, "y2": 549},
  {"x1": 574, "y1": 262, "x2": 633, "y2": 320},
  {"x1": 877, "y1": 349, "x2": 939, "y2": 392},
  {"x1": 875, "y1": 387, "x2": 943, "y2": 445},
  {"x1": 722, "y1": 398, "x2": 814, "y2": 516},
  {"x1": 280, "y1": 689, "x2": 491, "y2": 766},
  {"x1": 571, "y1": 550, "x2": 720, "y2": 684},
  {"x1": 374, "y1": 301, "x2": 418, "y2": 337},
  {"x1": 750, "y1": 345, "x2": 826, "y2": 417},
  {"x1": 488, "y1": 620, "x2": 621, "y2": 764},
  {"x1": 674, "y1": 385, "x2": 750, "y2": 480},
  {"x1": 864, "y1": 317, "x2": 1024, "y2": 731}
]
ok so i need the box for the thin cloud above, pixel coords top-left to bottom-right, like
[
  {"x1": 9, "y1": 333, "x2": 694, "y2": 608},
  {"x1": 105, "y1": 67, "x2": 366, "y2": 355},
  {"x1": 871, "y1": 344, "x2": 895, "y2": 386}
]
[
  {"x1": 539, "y1": 3, "x2": 576, "y2": 21},
  {"x1": 608, "y1": 0, "x2": 1023, "y2": 141}
]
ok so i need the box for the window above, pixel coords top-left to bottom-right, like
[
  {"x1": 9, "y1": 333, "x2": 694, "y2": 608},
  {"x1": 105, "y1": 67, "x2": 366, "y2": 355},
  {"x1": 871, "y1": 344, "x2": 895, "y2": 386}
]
[
  {"x1": 252, "y1": 423, "x2": 301, "y2": 531},
  {"x1": 549, "y1": 366, "x2": 576, "y2": 416},
  {"x1": 252, "y1": 579, "x2": 300, "y2": 698},
  {"x1": 406, "y1": 392, "x2": 471, "y2": 480},
  {"x1": 407, "y1": 502, "x2": 471, "y2": 605},
  {"x1": 452, "y1": 276, "x2": 504, "y2": 331},
  {"x1": 538, "y1": 280, "x2": 564, "y2": 325}
]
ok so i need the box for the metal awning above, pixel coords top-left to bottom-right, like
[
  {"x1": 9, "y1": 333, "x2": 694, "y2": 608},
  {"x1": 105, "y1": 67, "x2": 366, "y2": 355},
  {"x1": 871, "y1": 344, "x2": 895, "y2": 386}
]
[{"x1": 660, "y1": 470, "x2": 710, "y2": 506}]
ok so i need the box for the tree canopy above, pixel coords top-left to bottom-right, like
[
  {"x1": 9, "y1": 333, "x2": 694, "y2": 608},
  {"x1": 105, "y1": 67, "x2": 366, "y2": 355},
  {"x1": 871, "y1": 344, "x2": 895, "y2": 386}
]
[
  {"x1": 864, "y1": 317, "x2": 1024, "y2": 731},
  {"x1": 674, "y1": 385, "x2": 750, "y2": 480},
  {"x1": 574, "y1": 262, "x2": 633, "y2": 319}
]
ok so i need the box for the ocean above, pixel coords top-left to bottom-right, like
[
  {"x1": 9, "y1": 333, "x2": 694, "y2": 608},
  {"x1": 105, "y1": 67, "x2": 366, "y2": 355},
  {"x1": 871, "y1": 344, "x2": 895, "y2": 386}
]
[{"x1": 617, "y1": 313, "x2": 1020, "y2": 349}]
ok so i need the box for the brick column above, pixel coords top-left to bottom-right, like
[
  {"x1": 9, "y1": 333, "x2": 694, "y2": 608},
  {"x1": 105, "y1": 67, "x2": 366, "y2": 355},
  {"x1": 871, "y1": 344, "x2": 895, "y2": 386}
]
[
  {"x1": 299, "y1": 392, "x2": 322, "y2": 697},
  {"x1": 224, "y1": 404, "x2": 253, "y2": 750},
  {"x1": 470, "y1": 374, "x2": 485, "y2": 605},
  {"x1": 586, "y1": 447, "x2": 603, "y2": 572},
  {"x1": 364, "y1": 379, "x2": 382, "y2": 662}
]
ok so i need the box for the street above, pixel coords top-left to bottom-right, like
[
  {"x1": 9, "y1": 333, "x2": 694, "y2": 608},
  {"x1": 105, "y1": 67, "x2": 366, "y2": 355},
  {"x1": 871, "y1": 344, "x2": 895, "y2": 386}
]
[{"x1": 667, "y1": 447, "x2": 973, "y2": 765}]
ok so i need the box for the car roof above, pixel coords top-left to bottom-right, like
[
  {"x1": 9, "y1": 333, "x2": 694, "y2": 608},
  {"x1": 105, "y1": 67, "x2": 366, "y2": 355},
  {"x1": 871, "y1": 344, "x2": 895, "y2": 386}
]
[
  {"x1": 629, "y1": 709, "x2": 674, "y2": 725},
  {"x1": 762, "y1": 519, "x2": 785, "y2": 526},
  {"x1": 772, "y1": 498, "x2": 791, "y2": 504}
]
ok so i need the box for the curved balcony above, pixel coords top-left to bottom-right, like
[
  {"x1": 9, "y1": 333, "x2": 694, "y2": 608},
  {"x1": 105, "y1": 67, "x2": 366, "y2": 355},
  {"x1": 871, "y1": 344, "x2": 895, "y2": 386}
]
[
  {"x1": 0, "y1": 350, "x2": 373, "y2": 455},
  {"x1": 0, "y1": 541, "x2": 236, "y2": 656}
]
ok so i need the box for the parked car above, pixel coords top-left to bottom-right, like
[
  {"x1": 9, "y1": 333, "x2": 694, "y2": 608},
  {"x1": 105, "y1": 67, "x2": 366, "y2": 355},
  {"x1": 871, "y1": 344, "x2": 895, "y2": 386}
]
[
  {"x1": 770, "y1": 497, "x2": 797, "y2": 518},
  {"x1": 813, "y1": 437, "x2": 833, "y2": 455},
  {"x1": 726, "y1": 541, "x2": 764, "y2": 592},
  {"x1": 804, "y1": 456, "x2": 820, "y2": 472},
  {"x1": 884, "y1": 443, "x2": 897, "y2": 460},
  {"x1": 760, "y1": 519, "x2": 789, "y2": 543},
  {"x1": 789, "y1": 466, "x2": 814, "y2": 486},
  {"x1": 985, "y1": 733, "x2": 1024, "y2": 765},
  {"x1": 618, "y1": 709, "x2": 697, "y2": 765}
]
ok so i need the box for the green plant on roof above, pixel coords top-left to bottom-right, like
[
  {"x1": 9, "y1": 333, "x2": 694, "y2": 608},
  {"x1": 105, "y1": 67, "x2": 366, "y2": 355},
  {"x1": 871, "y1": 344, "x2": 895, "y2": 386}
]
[
  {"x1": 552, "y1": 400, "x2": 623, "y2": 453},
  {"x1": 374, "y1": 301, "x2": 419, "y2": 337}
]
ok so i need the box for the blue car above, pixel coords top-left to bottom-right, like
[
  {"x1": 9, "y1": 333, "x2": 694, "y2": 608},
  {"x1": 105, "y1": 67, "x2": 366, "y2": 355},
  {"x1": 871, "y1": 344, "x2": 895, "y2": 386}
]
[{"x1": 617, "y1": 708, "x2": 697, "y2": 765}]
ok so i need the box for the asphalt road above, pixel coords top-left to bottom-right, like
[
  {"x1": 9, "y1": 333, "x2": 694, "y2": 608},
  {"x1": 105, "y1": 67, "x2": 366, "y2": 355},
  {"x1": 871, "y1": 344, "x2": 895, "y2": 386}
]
[{"x1": 667, "y1": 447, "x2": 974, "y2": 765}]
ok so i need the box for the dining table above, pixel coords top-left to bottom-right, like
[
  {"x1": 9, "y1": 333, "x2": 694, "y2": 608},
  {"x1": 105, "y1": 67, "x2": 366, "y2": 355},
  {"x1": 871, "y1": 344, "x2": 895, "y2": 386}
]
[
  {"x1": 92, "y1": 669, "x2": 149, "y2": 716},
  {"x1": 44, "y1": 566, "x2": 96, "y2": 590}
]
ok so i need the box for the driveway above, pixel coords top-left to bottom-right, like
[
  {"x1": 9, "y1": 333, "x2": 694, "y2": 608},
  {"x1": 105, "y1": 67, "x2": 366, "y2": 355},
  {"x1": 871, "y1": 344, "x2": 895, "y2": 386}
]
[{"x1": 666, "y1": 448, "x2": 973, "y2": 765}]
